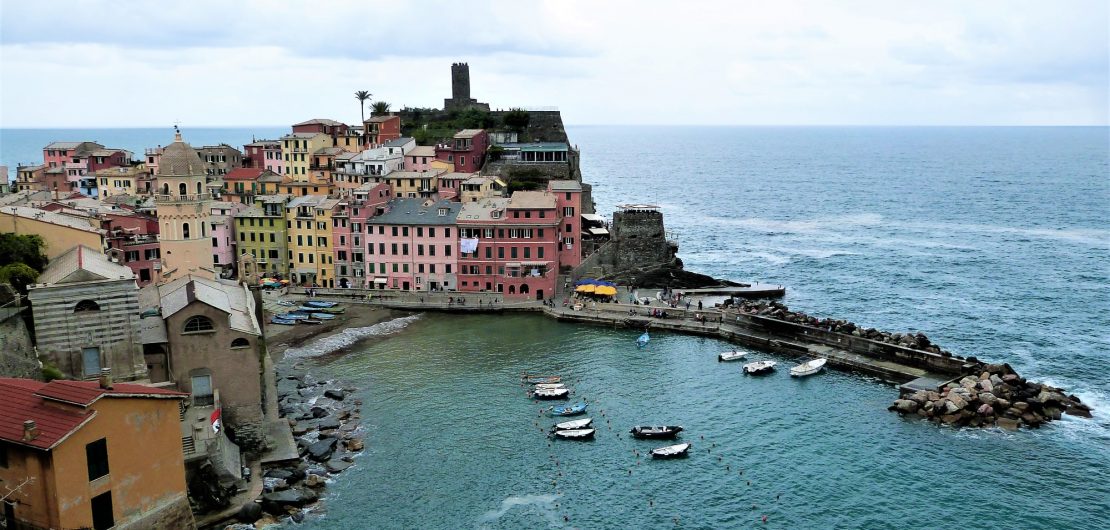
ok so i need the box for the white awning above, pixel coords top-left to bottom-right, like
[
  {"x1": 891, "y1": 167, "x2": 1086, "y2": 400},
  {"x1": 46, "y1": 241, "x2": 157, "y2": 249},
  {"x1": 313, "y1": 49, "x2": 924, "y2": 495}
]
[
  {"x1": 581, "y1": 213, "x2": 605, "y2": 223},
  {"x1": 373, "y1": 277, "x2": 388, "y2": 284},
  {"x1": 587, "y1": 227, "x2": 610, "y2": 235},
  {"x1": 521, "y1": 261, "x2": 549, "y2": 266}
]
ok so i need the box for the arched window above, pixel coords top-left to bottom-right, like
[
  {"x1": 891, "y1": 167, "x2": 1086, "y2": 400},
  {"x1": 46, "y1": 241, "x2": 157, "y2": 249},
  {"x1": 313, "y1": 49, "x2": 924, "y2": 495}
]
[
  {"x1": 162, "y1": 183, "x2": 169, "y2": 195},
  {"x1": 179, "y1": 183, "x2": 187, "y2": 196},
  {"x1": 196, "y1": 181, "x2": 203, "y2": 195},
  {"x1": 183, "y1": 223, "x2": 190, "y2": 238},
  {"x1": 520, "y1": 284, "x2": 530, "y2": 294},
  {"x1": 74, "y1": 300, "x2": 100, "y2": 312},
  {"x1": 230, "y1": 338, "x2": 250, "y2": 349},
  {"x1": 508, "y1": 285, "x2": 516, "y2": 295},
  {"x1": 183, "y1": 315, "x2": 214, "y2": 333}
]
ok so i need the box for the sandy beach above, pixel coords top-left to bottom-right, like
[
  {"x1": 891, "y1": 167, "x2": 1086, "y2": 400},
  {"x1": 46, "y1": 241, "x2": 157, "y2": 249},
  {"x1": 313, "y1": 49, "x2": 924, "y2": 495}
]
[{"x1": 262, "y1": 292, "x2": 411, "y2": 363}]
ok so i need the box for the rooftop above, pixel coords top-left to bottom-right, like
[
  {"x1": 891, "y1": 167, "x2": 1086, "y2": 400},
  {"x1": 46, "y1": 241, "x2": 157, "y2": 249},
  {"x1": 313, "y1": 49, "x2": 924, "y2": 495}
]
[
  {"x1": 293, "y1": 118, "x2": 345, "y2": 127},
  {"x1": 157, "y1": 133, "x2": 208, "y2": 177},
  {"x1": 364, "y1": 115, "x2": 398, "y2": 123},
  {"x1": 506, "y1": 191, "x2": 557, "y2": 210},
  {"x1": 225, "y1": 168, "x2": 265, "y2": 181},
  {"x1": 35, "y1": 244, "x2": 134, "y2": 286},
  {"x1": 408, "y1": 145, "x2": 436, "y2": 157},
  {"x1": 0, "y1": 206, "x2": 105, "y2": 234},
  {"x1": 455, "y1": 129, "x2": 484, "y2": 139},
  {"x1": 383, "y1": 137, "x2": 415, "y2": 148},
  {"x1": 155, "y1": 275, "x2": 261, "y2": 336},
  {"x1": 457, "y1": 197, "x2": 509, "y2": 222},
  {"x1": 548, "y1": 179, "x2": 582, "y2": 191},
  {"x1": 368, "y1": 198, "x2": 462, "y2": 226}
]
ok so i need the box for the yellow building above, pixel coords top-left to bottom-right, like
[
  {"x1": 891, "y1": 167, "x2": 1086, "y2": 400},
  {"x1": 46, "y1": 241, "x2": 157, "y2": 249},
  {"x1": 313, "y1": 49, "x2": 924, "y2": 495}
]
[
  {"x1": 0, "y1": 205, "x2": 105, "y2": 258},
  {"x1": 154, "y1": 131, "x2": 216, "y2": 281},
  {"x1": 378, "y1": 170, "x2": 443, "y2": 199},
  {"x1": 97, "y1": 165, "x2": 152, "y2": 200},
  {"x1": 281, "y1": 132, "x2": 334, "y2": 182},
  {"x1": 285, "y1": 195, "x2": 339, "y2": 286},
  {"x1": 0, "y1": 378, "x2": 195, "y2": 530}
]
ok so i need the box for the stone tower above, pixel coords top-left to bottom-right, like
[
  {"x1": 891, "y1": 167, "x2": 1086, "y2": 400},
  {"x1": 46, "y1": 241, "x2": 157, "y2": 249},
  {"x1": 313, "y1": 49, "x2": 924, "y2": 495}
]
[
  {"x1": 451, "y1": 62, "x2": 471, "y2": 101},
  {"x1": 155, "y1": 128, "x2": 215, "y2": 281}
]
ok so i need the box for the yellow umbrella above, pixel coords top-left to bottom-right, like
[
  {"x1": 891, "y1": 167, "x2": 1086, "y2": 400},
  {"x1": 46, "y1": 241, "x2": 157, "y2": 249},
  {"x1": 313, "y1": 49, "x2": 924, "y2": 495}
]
[
  {"x1": 595, "y1": 285, "x2": 617, "y2": 296},
  {"x1": 576, "y1": 284, "x2": 596, "y2": 293}
]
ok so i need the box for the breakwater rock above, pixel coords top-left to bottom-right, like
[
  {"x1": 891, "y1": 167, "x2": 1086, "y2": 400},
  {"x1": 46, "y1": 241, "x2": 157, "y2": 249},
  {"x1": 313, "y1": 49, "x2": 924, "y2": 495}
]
[
  {"x1": 889, "y1": 363, "x2": 1093, "y2": 429},
  {"x1": 729, "y1": 299, "x2": 957, "y2": 357}
]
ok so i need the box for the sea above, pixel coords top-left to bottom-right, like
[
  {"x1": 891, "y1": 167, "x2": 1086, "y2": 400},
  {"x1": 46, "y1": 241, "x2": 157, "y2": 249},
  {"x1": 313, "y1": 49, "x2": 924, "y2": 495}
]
[{"x1": 2, "y1": 126, "x2": 1108, "y2": 528}]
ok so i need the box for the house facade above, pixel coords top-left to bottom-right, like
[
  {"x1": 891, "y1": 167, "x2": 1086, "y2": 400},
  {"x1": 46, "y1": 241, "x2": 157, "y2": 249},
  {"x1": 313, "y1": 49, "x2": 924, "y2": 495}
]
[
  {"x1": 456, "y1": 191, "x2": 560, "y2": 299},
  {"x1": 286, "y1": 195, "x2": 338, "y2": 286},
  {"x1": 434, "y1": 129, "x2": 488, "y2": 174},
  {"x1": 235, "y1": 194, "x2": 291, "y2": 277},
  {"x1": 365, "y1": 198, "x2": 461, "y2": 291}
]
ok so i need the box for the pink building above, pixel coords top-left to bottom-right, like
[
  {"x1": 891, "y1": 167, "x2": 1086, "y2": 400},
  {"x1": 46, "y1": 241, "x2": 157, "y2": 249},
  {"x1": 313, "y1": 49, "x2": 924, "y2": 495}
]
[
  {"x1": 434, "y1": 129, "x2": 488, "y2": 174},
  {"x1": 548, "y1": 180, "x2": 584, "y2": 270},
  {"x1": 332, "y1": 183, "x2": 392, "y2": 288},
  {"x1": 404, "y1": 146, "x2": 437, "y2": 172},
  {"x1": 364, "y1": 198, "x2": 461, "y2": 291},
  {"x1": 210, "y1": 202, "x2": 246, "y2": 275},
  {"x1": 243, "y1": 140, "x2": 284, "y2": 174},
  {"x1": 43, "y1": 141, "x2": 130, "y2": 196},
  {"x1": 102, "y1": 212, "x2": 161, "y2": 286},
  {"x1": 456, "y1": 191, "x2": 560, "y2": 300}
]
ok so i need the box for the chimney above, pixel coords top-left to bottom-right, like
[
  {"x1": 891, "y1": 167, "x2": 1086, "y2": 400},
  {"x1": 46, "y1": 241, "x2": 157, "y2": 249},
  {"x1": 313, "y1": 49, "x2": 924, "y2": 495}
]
[
  {"x1": 23, "y1": 420, "x2": 38, "y2": 442},
  {"x1": 99, "y1": 368, "x2": 113, "y2": 390}
]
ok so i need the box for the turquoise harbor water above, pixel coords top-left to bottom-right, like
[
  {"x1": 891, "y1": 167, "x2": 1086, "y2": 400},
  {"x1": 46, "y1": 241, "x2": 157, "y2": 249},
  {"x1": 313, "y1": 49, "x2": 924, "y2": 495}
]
[{"x1": 2, "y1": 126, "x2": 1108, "y2": 527}]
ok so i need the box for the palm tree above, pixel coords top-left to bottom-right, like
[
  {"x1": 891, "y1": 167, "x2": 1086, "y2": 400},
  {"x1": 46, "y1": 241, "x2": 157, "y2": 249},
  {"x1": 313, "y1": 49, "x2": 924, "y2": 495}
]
[
  {"x1": 371, "y1": 101, "x2": 391, "y2": 116},
  {"x1": 354, "y1": 90, "x2": 372, "y2": 122}
]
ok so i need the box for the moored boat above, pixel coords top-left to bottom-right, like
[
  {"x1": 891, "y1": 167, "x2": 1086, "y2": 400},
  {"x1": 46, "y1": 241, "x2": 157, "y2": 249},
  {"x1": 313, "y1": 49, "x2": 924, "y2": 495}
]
[
  {"x1": 743, "y1": 360, "x2": 777, "y2": 375},
  {"x1": 636, "y1": 332, "x2": 650, "y2": 348},
  {"x1": 650, "y1": 442, "x2": 691, "y2": 459},
  {"x1": 630, "y1": 426, "x2": 684, "y2": 439},
  {"x1": 718, "y1": 350, "x2": 747, "y2": 362},
  {"x1": 277, "y1": 300, "x2": 296, "y2": 307},
  {"x1": 533, "y1": 383, "x2": 566, "y2": 390},
  {"x1": 310, "y1": 312, "x2": 336, "y2": 320},
  {"x1": 303, "y1": 300, "x2": 338, "y2": 308},
  {"x1": 301, "y1": 318, "x2": 323, "y2": 325},
  {"x1": 280, "y1": 312, "x2": 309, "y2": 320},
  {"x1": 550, "y1": 402, "x2": 588, "y2": 416},
  {"x1": 270, "y1": 317, "x2": 296, "y2": 325},
  {"x1": 532, "y1": 388, "x2": 569, "y2": 400},
  {"x1": 553, "y1": 418, "x2": 593, "y2": 430},
  {"x1": 553, "y1": 428, "x2": 595, "y2": 440},
  {"x1": 790, "y1": 358, "x2": 828, "y2": 377}
]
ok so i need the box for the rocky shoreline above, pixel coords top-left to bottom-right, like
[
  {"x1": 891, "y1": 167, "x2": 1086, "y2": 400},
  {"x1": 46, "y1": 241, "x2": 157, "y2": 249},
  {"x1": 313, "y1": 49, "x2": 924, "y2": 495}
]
[{"x1": 890, "y1": 362, "x2": 1093, "y2": 430}]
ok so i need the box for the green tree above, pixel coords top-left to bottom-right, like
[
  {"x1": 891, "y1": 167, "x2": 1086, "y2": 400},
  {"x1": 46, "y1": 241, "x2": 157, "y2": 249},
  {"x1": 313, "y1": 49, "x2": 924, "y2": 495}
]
[
  {"x1": 502, "y1": 108, "x2": 531, "y2": 133},
  {"x1": 0, "y1": 263, "x2": 39, "y2": 295},
  {"x1": 0, "y1": 233, "x2": 48, "y2": 272},
  {"x1": 371, "y1": 101, "x2": 391, "y2": 115},
  {"x1": 354, "y1": 90, "x2": 372, "y2": 123}
]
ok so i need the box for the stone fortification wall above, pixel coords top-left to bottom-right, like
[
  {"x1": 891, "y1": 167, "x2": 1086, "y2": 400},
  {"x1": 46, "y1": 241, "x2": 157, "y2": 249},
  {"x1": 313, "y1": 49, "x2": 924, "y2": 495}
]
[
  {"x1": 610, "y1": 209, "x2": 674, "y2": 269},
  {"x1": 0, "y1": 309, "x2": 40, "y2": 379}
]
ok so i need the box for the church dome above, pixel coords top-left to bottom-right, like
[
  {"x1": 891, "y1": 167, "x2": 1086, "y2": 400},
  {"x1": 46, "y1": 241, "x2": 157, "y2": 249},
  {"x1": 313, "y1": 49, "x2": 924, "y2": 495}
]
[{"x1": 157, "y1": 130, "x2": 207, "y2": 177}]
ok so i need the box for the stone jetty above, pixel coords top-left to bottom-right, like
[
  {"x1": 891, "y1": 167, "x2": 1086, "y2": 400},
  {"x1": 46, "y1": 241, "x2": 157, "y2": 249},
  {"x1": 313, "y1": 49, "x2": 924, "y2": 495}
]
[{"x1": 889, "y1": 362, "x2": 1093, "y2": 429}]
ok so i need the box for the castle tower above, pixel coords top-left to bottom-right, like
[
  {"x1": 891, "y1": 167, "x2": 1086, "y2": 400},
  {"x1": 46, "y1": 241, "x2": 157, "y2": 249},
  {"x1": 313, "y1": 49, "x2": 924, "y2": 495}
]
[
  {"x1": 451, "y1": 62, "x2": 471, "y2": 101},
  {"x1": 155, "y1": 128, "x2": 216, "y2": 281}
]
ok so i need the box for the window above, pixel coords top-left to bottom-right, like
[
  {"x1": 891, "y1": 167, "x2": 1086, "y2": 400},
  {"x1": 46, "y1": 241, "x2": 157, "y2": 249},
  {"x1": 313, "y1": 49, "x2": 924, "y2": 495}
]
[
  {"x1": 91, "y1": 491, "x2": 114, "y2": 530},
  {"x1": 498, "y1": 247, "x2": 505, "y2": 259},
  {"x1": 446, "y1": 264, "x2": 452, "y2": 274},
  {"x1": 74, "y1": 300, "x2": 100, "y2": 312},
  {"x1": 183, "y1": 223, "x2": 190, "y2": 238},
  {"x1": 86, "y1": 438, "x2": 109, "y2": 481},
  {"x1": 563, "y1": 207, "x2": 575, "y2": 216},
  {"x1": 444, "y1": 245, "x2": 451, "y2": 256},
  {"x1": 538, "y1": 247, "x2": 545, "y2": 258},
  {"x1": 231, "y1": 338, "x2": 250, "y2": 349},
  {"x1": 392, "y1": 226, "x2": 398, "y2": 237},
  {"x1": 511, "y1": 247, "x2": 518, "y2": 259},
  {"x1": 212, "y1": 237, "x2": 219, "y2": 247},
  {"x1": 183, "y1": 315, "x2": 215, "y2": 333},
  {"x1": 429, "y1": 227, "x2": 436, "y2": 237},
  {"x1": 566, "y1": 224, "x2": 573, "y2": 233}
]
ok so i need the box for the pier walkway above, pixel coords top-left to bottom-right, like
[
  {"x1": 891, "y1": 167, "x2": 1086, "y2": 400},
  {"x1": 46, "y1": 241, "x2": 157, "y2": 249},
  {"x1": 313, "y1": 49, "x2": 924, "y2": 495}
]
[{"x1": 278, "y1": 288, "x2": 955, "y2": 385}]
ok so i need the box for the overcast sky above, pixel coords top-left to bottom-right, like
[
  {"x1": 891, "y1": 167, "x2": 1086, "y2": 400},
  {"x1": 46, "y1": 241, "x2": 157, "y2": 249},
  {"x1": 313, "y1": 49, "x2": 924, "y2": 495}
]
[{"x1": 1, "y1": 0, "x2": 1106, "y2": 127}]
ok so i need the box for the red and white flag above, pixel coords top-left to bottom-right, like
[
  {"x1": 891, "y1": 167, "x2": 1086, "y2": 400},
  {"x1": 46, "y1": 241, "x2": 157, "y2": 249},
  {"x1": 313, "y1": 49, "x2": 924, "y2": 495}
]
[{"x1": 210, "y1": 408, "x2": 222, "y2": 434}]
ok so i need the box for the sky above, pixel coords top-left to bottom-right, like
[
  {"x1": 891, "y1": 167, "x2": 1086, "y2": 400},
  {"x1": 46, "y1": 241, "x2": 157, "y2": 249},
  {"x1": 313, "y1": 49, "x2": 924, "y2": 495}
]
[{"x1": 0, "y1": 0, "x2": 1106, "y2": 127}]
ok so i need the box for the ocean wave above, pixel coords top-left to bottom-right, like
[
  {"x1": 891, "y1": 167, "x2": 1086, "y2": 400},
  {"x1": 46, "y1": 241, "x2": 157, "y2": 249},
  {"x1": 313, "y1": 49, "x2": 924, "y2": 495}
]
[
  {"x1": 478, "y1": 493, "x2": 561, "y2": 525},
  {"x1": 701, "y1": 212, "x2": 884, "y2": 234},
  {"x1": 897, "y1": 221, "x2": 1110, "y2": 247},
  {"x1": 283, "y1": 314, "x2": 423, "y2": 360}
]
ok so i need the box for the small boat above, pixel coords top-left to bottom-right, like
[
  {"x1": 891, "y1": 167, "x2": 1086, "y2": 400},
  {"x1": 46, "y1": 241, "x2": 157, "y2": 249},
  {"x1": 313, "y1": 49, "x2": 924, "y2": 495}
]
[
  {"x1": 650, "y1": 442, "x2": 691, "y2": 459},
  {"x1": 270, "y1": 317, "x2": 296, "y2": 325},
  {"x1": 310, "y1": 312, "x2": 336, "y2": 320},
  {"x1": 553, "y1": 418, "x2": 593, "y2": 431},
  {"x1": 532, "y1": 388, "x2": 569, "y2": 400},
  {"x1": 718, "y1": 350, "x2": 747, "y2": 362},
  {"x1": 743, "y1": 360, "x2": 777, "y2": 375},
  {"x1": 300, "y1": 318, "x2": 323, "y2": 325},
  {"x1": 550, "y1": 402, "x2": 588, "y2": 416},
  {"x1": 277, "y1": 300, "x2": 296, "y2": 307},
  {"x1": 636, "y1": 332, "x2": 650, "y2": 348},
  {"x1": 303, "y1": 300, "x2": 338, "y2": 308},
  {"x1": 553, "y1": 428, "x2": 595, "y2": 440},
  {"x1": 279, "y1": 312, "x2": 309, "y2": 320},
  {"x1": 522, "y1": 375, "x2": 562, "y2": 385},
  {"x1": 630, "y1": 426, "x2": 684, "y2": 439},
  {"x1": 790, "y1": 358, "x2": 827, "y2": 377},
  {"x1": 318, "y1": 306, "x2": 345, "y2": 314},
  {"x1": 534, "y1": 383, "x2": 566, "y2": 390}
]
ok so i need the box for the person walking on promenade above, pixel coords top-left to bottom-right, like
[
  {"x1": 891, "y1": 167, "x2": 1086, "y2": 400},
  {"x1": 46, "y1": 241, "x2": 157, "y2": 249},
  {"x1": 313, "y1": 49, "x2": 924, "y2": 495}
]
[{"x1": 698, "y1": 300, "x2": 703, "y2": 311}]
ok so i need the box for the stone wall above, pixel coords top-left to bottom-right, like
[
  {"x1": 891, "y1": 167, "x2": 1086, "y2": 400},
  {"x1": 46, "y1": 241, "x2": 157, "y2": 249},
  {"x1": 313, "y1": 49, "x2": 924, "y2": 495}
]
[
  {"x1": 610, "y1": 209, "x2": 674, "y2": 270},
  {"x1": 0, "y1": 309, "x2": 40, "y2": 379},
  {"x1": 117, "y1": 493, "x2": 196, "y2": 530}
]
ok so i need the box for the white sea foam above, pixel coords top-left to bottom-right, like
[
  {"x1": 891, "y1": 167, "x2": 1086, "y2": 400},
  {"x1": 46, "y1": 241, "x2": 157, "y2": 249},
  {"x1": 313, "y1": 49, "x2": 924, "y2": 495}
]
[
  {"x1": 283, "y1": 314, "x2": 422, "y2": 360},
  {"x1": 478, "y1": 493, "x2": 562, "y2": 525},
  {"x1": 699, "y1": 212, "x2": 884, "y2": 234}
]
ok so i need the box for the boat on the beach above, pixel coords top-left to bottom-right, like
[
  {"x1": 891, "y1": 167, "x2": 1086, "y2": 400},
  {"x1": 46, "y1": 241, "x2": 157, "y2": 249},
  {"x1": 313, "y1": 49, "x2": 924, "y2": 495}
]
[
  {"x1": 718, "y1": 350, "x2": 747, "y2": 362},
  {"x1": 277, "y1": 300, "x2": 296, "y2": 307},
  {"x1": 532, "y1": 388, "x2": 570, "y2": 400},
  {"x1": 522, "y1": 375, "x2": 562, "y2": 385},
  {"x1": 533, "y1": 383, "x2": 566, "y2": 390},
  {"x1": 650, "y1": 442, "x2": 691, "y2": 459},
  {"x1": 270, "y1": 316, "x2": 297, "y2": 325},
  {"x1": 303, "y1": 300, "x2": 339, "y2": 308},
  {"x1": 553, "y1": 428, "x2": 595, "y2": 440},
  {"x1": 301, "y1": 318, "x2": 323, "y2": 325},
  {"x1": 317, "y1": 306, "x2": 345, "y2": 314},
  {"x1": 553, "y1": 418, "x2": 593, "y2": 430},
  {"x1": 279, "y1": 312, "x2": 309, "y2": 320},
  {"x1": 743, "y1": 360, "x2": 777, "y2": 375},
  {"x1": 790, "y1": 358, "x2": 827, "y2": 377},
  {"x1": 310, "y1": 312, "x2": 336, "y2": 320},
  {"x1": 550, "y1": 402, "x2": 588, "y2": 416},
  {"x1": 630, "y1": 426, "x2": 684, "y2": 439}
]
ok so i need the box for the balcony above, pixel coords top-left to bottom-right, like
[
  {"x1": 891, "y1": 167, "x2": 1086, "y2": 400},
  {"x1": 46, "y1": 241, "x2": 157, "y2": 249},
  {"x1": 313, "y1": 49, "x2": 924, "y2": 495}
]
[{"x1": 155, "y1": 193, "x2": 215, "y2": 204}]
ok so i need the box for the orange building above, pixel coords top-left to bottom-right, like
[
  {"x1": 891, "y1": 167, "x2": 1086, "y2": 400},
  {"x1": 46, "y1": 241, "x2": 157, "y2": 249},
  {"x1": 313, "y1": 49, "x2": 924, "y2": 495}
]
[{"x1": 0, "y1": 378, "x2": 195, "y2": 530}]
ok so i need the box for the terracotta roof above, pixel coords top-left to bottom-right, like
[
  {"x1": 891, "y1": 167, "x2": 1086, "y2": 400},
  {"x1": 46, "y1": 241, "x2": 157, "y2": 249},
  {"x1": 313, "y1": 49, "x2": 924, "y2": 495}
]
[
  {"x1": 364, "y1": 116, "x2": 397, "y2": 123},
  {"x1": 0, "y1": 379, "x2": 184, "y2": 450},
  {"x1": 225, "y1": 168, "x2": 265, "y2": 181}
]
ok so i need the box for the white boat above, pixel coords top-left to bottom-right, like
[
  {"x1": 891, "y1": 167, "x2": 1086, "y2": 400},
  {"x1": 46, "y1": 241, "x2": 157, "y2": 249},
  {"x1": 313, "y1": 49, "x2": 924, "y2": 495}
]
[
  {"x1": 650, "y1": 442, "x2": 691, "y2": 459},
  {"x1": 554, "y1": 418, "x2": 592, "y2": 430},
  {"x1": 718, "y1": 350, "x2": 747, "y2": 362},
  {"x1": 553, "y1": 428, "x2": 595, "y2": 440},
  {"x1": 790, "y1": 358, "x2": 827, "y2": 377},
  {"x1": 743, "y1": 360, "x2": 777, "y2": 375},
  {"x1": 532, "y1": 388, "x2": 570, "y2": 400},
  {"x1": 534, "y1": 383, "x2": 566, "y2": 390}
]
